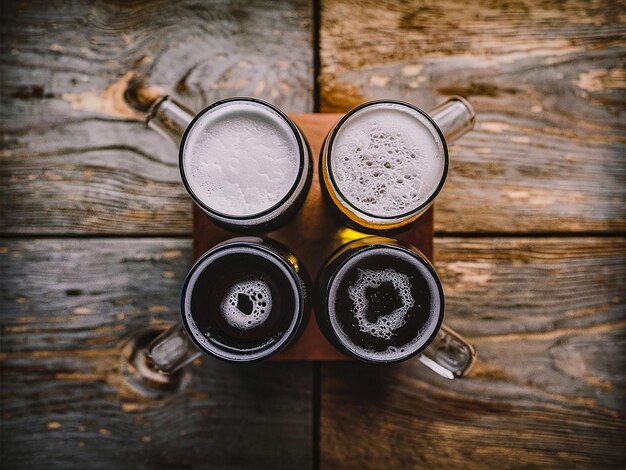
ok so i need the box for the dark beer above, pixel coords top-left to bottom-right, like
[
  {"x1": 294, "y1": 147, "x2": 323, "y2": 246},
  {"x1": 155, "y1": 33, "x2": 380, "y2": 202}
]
[
  {"x1": 316, "y1": 237, "x2": 443, "y2": 363},
  {"x1": 182, "y1": 237, "x2": 310, "y2": 361}
]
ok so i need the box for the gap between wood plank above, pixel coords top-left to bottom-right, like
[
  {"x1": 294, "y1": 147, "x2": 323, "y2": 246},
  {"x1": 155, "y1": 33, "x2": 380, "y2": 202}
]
[
  {"x1": 312, "y1": 0, "x2": 322, "y2": 468},
  {"x1": 434, "y1": 231, "x2": 626, "y2": 238},
  {"x1": 1, "y1": 231, "x2": 625, "y2": 240},
  {"x1": 312, "y1": 362, "x2": 321, "y2": 470},
  {"x1": 312, "y1": 0, "x2": 321, "y2": 114}
]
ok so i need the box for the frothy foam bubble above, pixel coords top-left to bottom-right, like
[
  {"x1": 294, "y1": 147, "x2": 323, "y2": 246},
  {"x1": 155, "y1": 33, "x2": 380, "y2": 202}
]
[
  {"x1": 330, "y1": 103, "x2": 445, "y2": 218},
  {"x1": 348, "y1": 269, "x2": 414, "y2": 340},
  {"x1": 328, "y1": 247, "x2": 442, "y2": 362},
  {"x1": 183, "y1": 100, "x2": 299, "y2": 216},
  {"x1": 220, "y1": 278, "x2": 273, "y2": 330}
]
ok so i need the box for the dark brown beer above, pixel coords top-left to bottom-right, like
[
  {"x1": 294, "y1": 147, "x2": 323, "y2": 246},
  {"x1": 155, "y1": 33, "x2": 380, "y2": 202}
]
[
  {"x1": 182, "y1": 237, "x2": 309, "y2": 361},
  {"x1": 316, "y1": 237, "x2": 443, "y2": 363}
]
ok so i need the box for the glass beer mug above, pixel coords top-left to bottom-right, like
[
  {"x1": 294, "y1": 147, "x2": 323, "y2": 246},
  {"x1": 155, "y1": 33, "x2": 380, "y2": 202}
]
[
  {"x1": 145, "y1": 237, "x2": 311, "y2": 373},
  {"x1": 315, "y1": 236, "x2": 476, "y2": 377},
  {"x1": 320, "y1": 97, "x2": 475, "y2": 233},
  {"x1": 125, "y1": 95, "x2": 476, "y2": 382},
  {"x1": 147, "y1": 96, "x2": 312, "y2": 232}
]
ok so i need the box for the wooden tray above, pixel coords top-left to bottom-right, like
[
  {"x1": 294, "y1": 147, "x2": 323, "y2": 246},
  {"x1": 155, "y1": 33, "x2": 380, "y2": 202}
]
[{"x1": 193, "y1": 113, "x2": 434, "y2": 360}]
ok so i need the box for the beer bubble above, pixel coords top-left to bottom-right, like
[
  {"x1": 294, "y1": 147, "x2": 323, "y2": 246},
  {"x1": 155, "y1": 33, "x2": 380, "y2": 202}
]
[
  {"x1": 347, "y1": 269, "x2": 415, "y2": 340},
  {"x1": 331, "y1": 103, "x2": 444, "y2": 217},
  {"x1": 220, "y1": 278, "x2": 273, "y2": 330}
]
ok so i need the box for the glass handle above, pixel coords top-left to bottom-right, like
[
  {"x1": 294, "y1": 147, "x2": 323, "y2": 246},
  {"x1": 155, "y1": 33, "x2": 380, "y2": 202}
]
[
  {"x1": 147, "y1": 323, "x2": 202, "y2": 375},
  {"x1": 146, "y1": 96, "x2": 195, "y2": 145},
  {"x1": 418, "y1": 324, "x2": 476, "y2": 379},
  {"x1": 429, "y1": 96, "x2": 476, "y2": 143}
]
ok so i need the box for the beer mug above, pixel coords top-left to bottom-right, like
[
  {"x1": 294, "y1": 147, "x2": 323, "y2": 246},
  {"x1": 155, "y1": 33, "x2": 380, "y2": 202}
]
[
  {"x1": 320, "y1": 97, "x2": 475, "y2": 233},
  {"x1": 316, "y1": 236, "x2": 475, "y2": 378},
  {"x1": 146, "y1": 237, "x2": 310, "y2": 371},
  {"x1": 147, "y1": 97, "x2": 312, "y2": 232}
]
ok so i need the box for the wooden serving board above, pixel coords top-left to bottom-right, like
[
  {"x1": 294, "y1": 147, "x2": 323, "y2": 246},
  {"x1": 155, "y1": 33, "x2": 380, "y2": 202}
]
[{"x1": 193, "y1": 113, "x2": 434, "y2": 360}]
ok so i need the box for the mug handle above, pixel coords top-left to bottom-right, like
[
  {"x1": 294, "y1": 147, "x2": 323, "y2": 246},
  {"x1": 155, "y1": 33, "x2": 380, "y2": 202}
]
[
  {"x1": 429, "y1": 96, "x2": 476, "y2": 143},
  {"x1": 147, "y1": 324, "x2": 202, "y2": 375},
  {"x1": 146, "y1": 322, "x2": 475, "y2": 378},
  {"x1": 420, "y1": 98, "x2": 476, "y2": 378},
  {"x1": 418, "y1": 324, "x2": 477, "y2": 379}
]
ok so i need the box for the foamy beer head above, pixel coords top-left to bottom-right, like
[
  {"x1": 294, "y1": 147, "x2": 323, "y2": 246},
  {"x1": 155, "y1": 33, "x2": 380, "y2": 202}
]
[
  {"x1": 181, "y1": 237, "x2": 309, "y2": 361},
  {"x1": 180, "y1": 98, "x2": 310, "y2": 230},
  {"x1": 316, "y1": 237, "x2": 444, "y2": 363},
  {"x1": 323, "y1": 101, "x2": 447, "y2": 231}
]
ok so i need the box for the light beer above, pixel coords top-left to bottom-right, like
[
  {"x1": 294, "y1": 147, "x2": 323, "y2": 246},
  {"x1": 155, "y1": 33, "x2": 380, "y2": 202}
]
[{"x1": 320, "y1": 98, "x2": 475, "y2": 233}]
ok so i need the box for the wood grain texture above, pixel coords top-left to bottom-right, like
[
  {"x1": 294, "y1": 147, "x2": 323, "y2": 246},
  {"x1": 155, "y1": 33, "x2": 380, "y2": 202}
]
[
  {"x1": 0, "y1": 0, "x2": 313, "y2": 234},
  {"x1": 320, "y1": 237, "x2": 626, "y2": 469},
  {"x1": 0, "y1": 239, "x2": 312, "y2": 469},
  {"x1": 319, "y1": 0, "x2": 626, "y2": 233},
  {"x1": 3, "y1": 2, "x2": 626, "y2": 469}
]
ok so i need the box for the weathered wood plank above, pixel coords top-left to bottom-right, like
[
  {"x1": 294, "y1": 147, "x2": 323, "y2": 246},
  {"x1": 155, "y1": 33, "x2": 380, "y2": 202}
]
[
  {"x1": 320, "y1": 237, "x2": 626, "y2": 468},
  {"x1": 0, "y1": 239, "x2": 312, "y2": 469},
  {"x1": 0, "y1": 0, "x2": 313, "y2": 234},
  {"x1": 319, "y1": 0, "x2": 626, "y2": 233}
]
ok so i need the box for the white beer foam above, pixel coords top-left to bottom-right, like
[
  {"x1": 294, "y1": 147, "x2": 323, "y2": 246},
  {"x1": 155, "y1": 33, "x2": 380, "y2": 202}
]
[
  {"x1": 183, "y1": 101, "x2": 299, "y2": 216},
  {"x1": 348, "y1": 269, "x2": 414, "y2": 340},
  {"x1": 220, "y1": 278, "x2": 272, "y2": 330},
  {"x1": 330, "y1": 103, "x2": 444, "y2": 218}
]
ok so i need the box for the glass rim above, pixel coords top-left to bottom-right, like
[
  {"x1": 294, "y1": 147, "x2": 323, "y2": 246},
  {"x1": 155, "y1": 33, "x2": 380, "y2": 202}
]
[
  {"x1": 325, "y1": 240, "x2": 445, "y2": 363},
  {"x1": 180, "y1": 240, "x2": 306, "y2": 362},
  {"x1": 179, "y1": 96, "x2": 306, "y2": 222},
  {"x1": 325, "y1": 99, "x2": 449, "y2": 222}
]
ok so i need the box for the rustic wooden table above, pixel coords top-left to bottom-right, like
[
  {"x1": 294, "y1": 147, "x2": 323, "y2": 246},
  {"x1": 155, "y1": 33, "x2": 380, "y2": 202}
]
[{"x1": 1, "y1": 1, "x2": 624, "y2": 469}]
